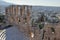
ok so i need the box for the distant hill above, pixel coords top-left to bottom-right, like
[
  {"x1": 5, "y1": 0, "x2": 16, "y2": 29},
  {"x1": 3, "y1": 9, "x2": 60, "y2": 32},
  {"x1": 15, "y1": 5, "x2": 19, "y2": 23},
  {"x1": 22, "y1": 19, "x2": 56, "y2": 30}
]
[
  {"x1": 0, "y1": 1, "x2": 12, "y2": 7},
  {"x1": 0, "y1": 1, "x2": 12, "y2": 15},
  {"x1": 0, "y1": 1, "x2": 60, "y2": 15}
]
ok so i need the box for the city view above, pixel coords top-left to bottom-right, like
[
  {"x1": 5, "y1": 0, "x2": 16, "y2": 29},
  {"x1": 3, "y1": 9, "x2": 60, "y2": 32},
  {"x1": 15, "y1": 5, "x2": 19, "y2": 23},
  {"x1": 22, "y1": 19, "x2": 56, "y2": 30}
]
[{"x1": 0, "y1": 0, "x2": 60, "y2": 40}]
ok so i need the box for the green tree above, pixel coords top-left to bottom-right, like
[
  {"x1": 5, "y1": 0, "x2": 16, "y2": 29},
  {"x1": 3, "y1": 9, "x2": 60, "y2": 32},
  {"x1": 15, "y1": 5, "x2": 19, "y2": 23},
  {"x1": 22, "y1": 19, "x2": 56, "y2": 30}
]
[
  {"x1": 51, "y1": 27, "x2": 55, "y2": 33},
  {"x1": 38, "y1": 23, "x2": 44, "y2": 29},
  {"x1": 0, "y1": 15, "x2": 5, "y2": 23}
]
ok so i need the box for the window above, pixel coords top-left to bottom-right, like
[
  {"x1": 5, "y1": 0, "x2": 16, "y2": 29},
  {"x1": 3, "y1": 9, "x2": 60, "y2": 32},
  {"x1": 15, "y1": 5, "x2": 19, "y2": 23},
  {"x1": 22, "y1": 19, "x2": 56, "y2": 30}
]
[
  {"x1": 18, "y1": 18, "x2": 20, "y2": 22},
  {"x1": 19, "y1": 19, "x2": 20, "y2": 22},
  {"x1": 51, "y1": 27, "x2": 55, "y2": 33}
]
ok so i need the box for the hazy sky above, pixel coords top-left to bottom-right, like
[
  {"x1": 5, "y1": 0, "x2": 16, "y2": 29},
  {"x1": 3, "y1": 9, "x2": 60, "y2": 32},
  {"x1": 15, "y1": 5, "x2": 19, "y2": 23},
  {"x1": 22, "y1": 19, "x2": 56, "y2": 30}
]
[{"x1": 1, "y1": 0, "x2": 60, "y2": 7}]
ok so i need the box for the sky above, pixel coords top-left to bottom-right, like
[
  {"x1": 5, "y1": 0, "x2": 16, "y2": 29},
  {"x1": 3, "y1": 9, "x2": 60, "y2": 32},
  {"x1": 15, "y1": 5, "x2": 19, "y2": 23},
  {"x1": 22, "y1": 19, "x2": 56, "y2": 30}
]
[{"x1": 0, "y1": 0, "x2": 60, "y2": 7}]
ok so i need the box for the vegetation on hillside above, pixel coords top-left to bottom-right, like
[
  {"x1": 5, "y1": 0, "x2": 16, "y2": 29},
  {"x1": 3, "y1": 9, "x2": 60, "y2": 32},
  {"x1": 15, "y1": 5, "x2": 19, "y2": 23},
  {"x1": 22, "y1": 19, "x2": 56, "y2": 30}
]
[{"x1": 0, "y1": 15, "x2": 5, "y2": 23}]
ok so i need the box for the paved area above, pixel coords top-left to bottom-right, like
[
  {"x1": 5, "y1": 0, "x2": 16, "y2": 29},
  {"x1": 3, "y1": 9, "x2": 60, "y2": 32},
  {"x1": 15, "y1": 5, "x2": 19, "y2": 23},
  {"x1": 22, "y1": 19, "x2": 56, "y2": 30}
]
[{"x1": 5, "y1": 26, "x2": 29, "y2": 40}]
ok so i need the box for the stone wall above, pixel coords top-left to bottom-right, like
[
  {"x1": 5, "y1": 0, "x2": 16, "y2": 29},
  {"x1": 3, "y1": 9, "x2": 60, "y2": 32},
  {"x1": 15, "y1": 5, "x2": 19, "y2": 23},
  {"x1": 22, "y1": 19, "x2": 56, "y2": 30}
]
[
  {"x1": 5, "y1": 5, "x2": 41, "y2": 40},
  {"x1": 5, "y1": 5, "x2": 60, "y2": 40},
  {"x1": 43, "y1": 23, "x2": 60, "y2": 40}
]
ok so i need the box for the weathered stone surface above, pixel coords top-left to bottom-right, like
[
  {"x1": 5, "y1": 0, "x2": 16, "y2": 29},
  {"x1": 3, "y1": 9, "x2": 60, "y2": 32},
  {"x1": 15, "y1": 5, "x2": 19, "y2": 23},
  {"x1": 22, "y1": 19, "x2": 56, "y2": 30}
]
[{"x1": 5, "y1": 5, "x2": 60, "y2": 40}]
